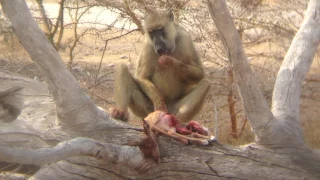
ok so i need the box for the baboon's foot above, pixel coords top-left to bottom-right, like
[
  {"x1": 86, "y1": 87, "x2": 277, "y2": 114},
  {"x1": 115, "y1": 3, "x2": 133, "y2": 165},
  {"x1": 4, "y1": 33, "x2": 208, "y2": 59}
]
[{"x1": 109, "y1": 107, "x2": 129, "y2": 121}]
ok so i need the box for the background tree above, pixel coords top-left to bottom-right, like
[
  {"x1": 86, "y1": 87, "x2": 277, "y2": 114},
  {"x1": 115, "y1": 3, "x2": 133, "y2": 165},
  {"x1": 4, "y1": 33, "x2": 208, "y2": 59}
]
[{"x1": 35, "y1": 0, "x2": 65, "y2": 49}]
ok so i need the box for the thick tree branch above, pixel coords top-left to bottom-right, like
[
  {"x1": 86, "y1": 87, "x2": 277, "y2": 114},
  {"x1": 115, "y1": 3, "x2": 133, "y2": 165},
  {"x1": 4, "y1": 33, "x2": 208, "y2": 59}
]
[
  {"x1": 207, "y1": 0, "x2": 274, "y2": 143},
  {"x1": 272, "y1": 0, "x2": 320, "y2": 130},
  {"x1": 0, "y1": 0, "x2": 104, "y2": 131},
  {"x1": 0, "y1": 137, "x2": 154, "y2": 171}
]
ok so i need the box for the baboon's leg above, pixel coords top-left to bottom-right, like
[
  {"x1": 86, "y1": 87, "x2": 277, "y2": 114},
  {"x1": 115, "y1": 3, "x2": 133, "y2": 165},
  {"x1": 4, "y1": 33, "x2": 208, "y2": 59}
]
[
  {"x1": 112, "y1": 64, "x2": 153, "y2": 121},
  {"x1": 171, "y1": 79, "x2": 211, "y2": 122}
]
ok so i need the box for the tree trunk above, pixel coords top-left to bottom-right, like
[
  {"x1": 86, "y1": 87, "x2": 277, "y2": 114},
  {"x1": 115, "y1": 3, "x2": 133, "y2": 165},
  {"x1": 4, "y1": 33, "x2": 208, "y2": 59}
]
[{"x1": 0, "y1": 0, "x2": 319, "y2": 179}]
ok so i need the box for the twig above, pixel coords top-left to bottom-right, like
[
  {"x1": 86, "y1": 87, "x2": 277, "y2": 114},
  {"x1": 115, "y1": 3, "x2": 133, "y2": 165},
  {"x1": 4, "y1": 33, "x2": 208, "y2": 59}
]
[
  {"x1": 238, "y1": 117, "x2": 248, "y2": 137},
  {"x1": 227, "y1": 67, "x2": 237, "y2": 139},
  {"x1": 91, "y1": 29, "x2": 139, "y2": 95},
  {"x1": 213, "y1": 98, "x2": 219, "y2": 141}
]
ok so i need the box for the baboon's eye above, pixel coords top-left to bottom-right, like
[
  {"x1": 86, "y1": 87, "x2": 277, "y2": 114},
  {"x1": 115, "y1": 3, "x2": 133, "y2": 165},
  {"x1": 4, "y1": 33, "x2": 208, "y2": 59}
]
[
  {"x1": 148, "y1": 30, "x2": 157, "y2": 39},
  {"x1": 149, "y1": 28, "x2": 164, "y2": 39}
]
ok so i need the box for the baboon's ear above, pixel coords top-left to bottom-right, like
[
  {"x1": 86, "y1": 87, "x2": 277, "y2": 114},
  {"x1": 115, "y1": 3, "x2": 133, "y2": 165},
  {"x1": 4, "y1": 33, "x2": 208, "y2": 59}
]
[{"x1": 167, "y1": 10, "x2": 174, "y2": 21}]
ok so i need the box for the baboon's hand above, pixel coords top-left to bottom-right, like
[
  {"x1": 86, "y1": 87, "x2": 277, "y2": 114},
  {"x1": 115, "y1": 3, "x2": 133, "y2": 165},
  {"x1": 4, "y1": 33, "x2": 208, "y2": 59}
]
[
  {"x1": 109, "y1": 107, "x2": 129, "y2": 121},
  {"x1": 139, "y1": 135, "x2": 160, "y2": 162},
  {"x1": 158, "y1": 55, "x2": 174, "y2": 66}
]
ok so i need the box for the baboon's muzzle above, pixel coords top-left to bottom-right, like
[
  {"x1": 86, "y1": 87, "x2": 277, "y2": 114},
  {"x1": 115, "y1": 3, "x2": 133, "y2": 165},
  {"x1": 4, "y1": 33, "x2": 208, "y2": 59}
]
[{"x1": 152, "y1": 30, "x2": 169, "y2": 56}]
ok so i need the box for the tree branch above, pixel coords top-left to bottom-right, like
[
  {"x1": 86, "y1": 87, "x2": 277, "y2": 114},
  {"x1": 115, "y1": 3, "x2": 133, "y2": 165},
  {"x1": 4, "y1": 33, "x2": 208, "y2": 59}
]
[
  {"x1": 272, "y1": 0, "x2": 320, "y2": 126},
  {"x1": 0, "y1": 0, "x2": 104, "y2": 131},
  {"x1": 0, "y1": 137, "x2": 154, "y2": 171},
  {"x1": 123, "y1": 0, "x2": 144, "y2": 33},
  {"x1": 207, "y1": 0, "x2": 274, "y2": 143},
  {"x1": 35, "y1": 0, "x2": 52, "y2": 36}
]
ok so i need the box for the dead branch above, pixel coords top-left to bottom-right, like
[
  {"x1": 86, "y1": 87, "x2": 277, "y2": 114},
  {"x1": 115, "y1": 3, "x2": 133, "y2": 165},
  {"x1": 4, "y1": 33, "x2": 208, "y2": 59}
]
[
  {"x1": 54, "y1": 0, "x2": 65, "y2": 50},
  {"x1": 226, "y1": 67, "x2": 237, "y2": 139},
  {"x1": 123, "y1": 0, "x2": 144, "y2": 33},
  {"x1": 0, "y1": 137, "x2": 153, "y2": 171},
  {"x1": 92, "y1": 28, "x2": 138, "y2": 92}
]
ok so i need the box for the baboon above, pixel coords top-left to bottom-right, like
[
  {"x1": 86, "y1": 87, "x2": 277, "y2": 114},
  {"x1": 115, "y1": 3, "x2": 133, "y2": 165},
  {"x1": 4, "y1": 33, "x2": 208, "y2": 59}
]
[
  {"x1": 0, "y1": 86, "x2": 24, "y2": 122},
  {"x1": 111, "y1": 10, "x2": 210, "y2": 122}
]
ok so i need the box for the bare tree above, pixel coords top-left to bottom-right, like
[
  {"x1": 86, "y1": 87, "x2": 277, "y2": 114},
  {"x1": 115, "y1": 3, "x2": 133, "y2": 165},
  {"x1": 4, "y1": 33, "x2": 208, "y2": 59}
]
[
  {"x1": 65, "y1": 0, "x2": 93, "y2": 65},
  {"x1": 35, "y1": 0, "x2": 65, "y2": 50},
  {"x1": 0, "y1": 0, "x2": 319, "y2": 179}
]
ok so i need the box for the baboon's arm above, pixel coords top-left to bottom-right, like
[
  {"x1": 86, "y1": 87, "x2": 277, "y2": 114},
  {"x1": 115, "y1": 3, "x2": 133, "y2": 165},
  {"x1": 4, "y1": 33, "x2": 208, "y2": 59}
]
[
  {"x1": 135, "y1": 78, "x2": 167, "y2": 111},
  {"x1": 135, "y1": 51, "x2": 167, "y2": 111},
  {"x1": 159, "y1": 55, "x2": 204, "y2": 82}
]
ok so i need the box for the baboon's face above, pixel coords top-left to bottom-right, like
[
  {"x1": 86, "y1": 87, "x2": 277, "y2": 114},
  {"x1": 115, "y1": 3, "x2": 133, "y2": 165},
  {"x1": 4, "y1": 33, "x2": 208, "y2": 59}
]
[
  {"x1": 149, "y1": 28, "x2": 169, "y2": 55},
  {"x1": 145, "y1": 10, "x2": 177, "y2": 56}
]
